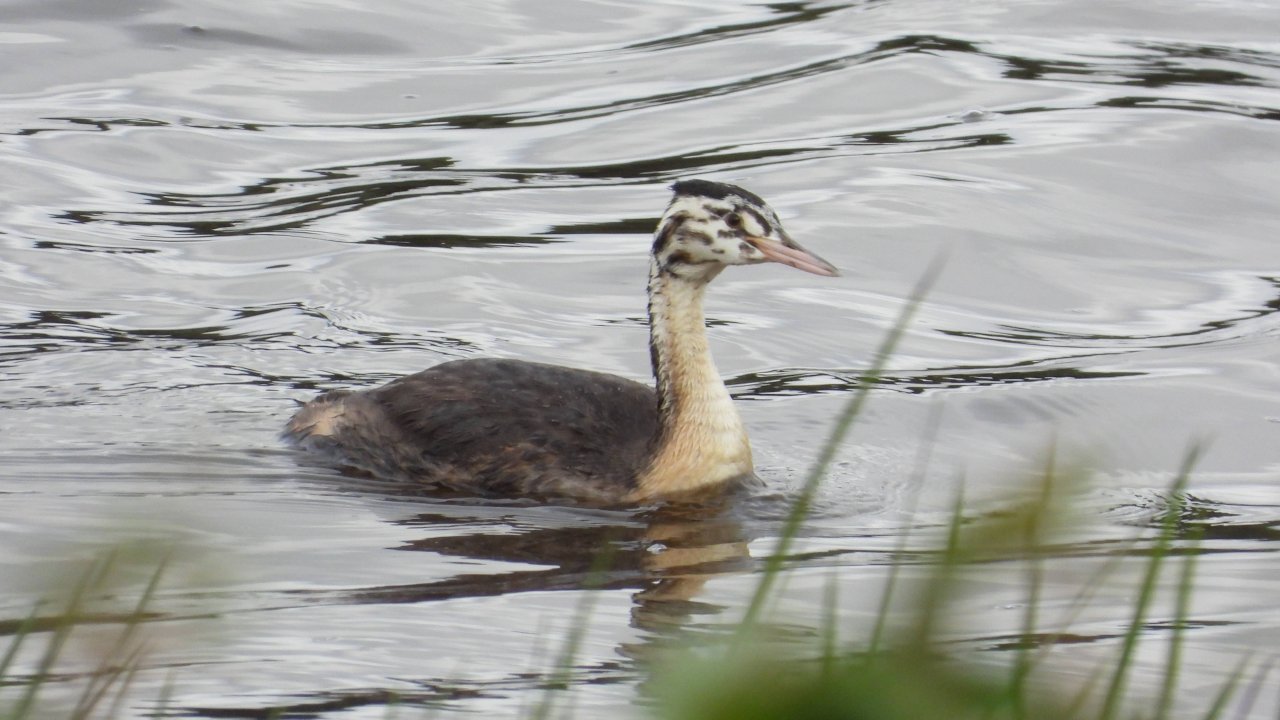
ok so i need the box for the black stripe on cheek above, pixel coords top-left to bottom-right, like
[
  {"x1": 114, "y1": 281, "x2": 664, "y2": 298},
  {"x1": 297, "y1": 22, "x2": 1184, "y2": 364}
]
[
  {"x1": 652, "y1": 221, "x2": 677, "y2": 253},
  {"x1": 664, "y1": 249, "x2": 715, "y2": 269},
  {"x1": 666, "y1": 250, "x2": 693, "y2": 266}
]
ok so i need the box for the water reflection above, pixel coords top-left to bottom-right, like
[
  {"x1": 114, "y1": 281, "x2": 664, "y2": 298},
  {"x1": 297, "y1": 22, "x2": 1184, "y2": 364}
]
[
  {"x1": 332, "y1": 497, "x2": 752, "y2": 631},
  {"x1": 147, "y1": 492, "x2": 759, "y2": 718}
]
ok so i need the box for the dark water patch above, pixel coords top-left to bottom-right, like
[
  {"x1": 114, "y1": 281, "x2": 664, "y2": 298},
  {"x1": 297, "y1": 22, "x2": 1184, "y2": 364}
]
[
  {"x1": 1, "y1": 116, "x2": 275, "y2": 138},
  {"x1": 1097, "y1": 95, "x2": 1280, "y2": 120},
  {"x1": 1148, "y1": 495, "x2": 1280, "y2": 543},
  {"x1": 177, "y1": 662, "x2": 634, "y2": 720},
  {"x1": 0, "y1": 304, "x2": 312, "y2": 359},
  {"x1": 999, "y1": 43, "x2": 1277, "y2": 89},
  {"x1": 1185, "y1": 520, "x2": 1280, "y2": 544},
  {"x1": 729, "y1": 360, "x2": 1144, "y2": 399},
  {"x1": 179, "y1": 689, "x2": 433, "y2": 720},
  {"x1": 280, "y1": 324, "x2": 482, "y2": 358},
  {"x1": 56, "y1": 152, "x2": 766, "y2": 236},
  {"x1": 32, "y1": 239, "x2": 160, "y2": 255},
  {"x1": 1098, "y1": 489, "x2": 1280, "y2": 545},
  {"x1": 620, "y1": 1, "x2": 862, "y2": 54},
  {"x1": 0, "y1": 310, "x2": 132, "y2": 359},
  {"x1": 547, "y1": 216, "x2": 658, "y2": 236},
  {"x1": 314, "y1": 563, "x2": 648, "y2": 608},
  {"x1": 369, "y1": 233, "x2": 560, "y2": 249},
  {"x1": 61, "y1": 157, "x2": 466, "y2": 237},
  {"x1": 1134, "y1": 41, "x2": 1280, "y2": 72},
  {"x1": 977, "y1": 618, "x2": 1240, "y2": 653},
  {"x1": 4, "y1": 117, "x2": 173, "y2": 138}
]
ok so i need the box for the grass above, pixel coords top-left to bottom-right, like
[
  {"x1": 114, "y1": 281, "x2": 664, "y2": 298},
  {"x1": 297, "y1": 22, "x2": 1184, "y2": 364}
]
[
  {"x1": 0, "y1": 547, "x2": 167, "y2": 720},
  {"x1": 648, "y1": 447, "x2": 1243, "y2": 720},
  {"x1": 0, "y1": 471, "x2": 1257, "y2": 720}
]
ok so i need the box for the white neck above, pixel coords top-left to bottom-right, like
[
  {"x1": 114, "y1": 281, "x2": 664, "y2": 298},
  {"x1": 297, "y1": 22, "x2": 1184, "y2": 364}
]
[{"x1": 632, "y1": 261, "x2": 753, "y2": 500}]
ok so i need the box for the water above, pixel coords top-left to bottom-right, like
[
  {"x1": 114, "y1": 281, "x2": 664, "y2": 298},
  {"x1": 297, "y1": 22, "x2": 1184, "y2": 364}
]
[{"x1": 1, "y1": 0, "x2": 1278, "y2": 717}]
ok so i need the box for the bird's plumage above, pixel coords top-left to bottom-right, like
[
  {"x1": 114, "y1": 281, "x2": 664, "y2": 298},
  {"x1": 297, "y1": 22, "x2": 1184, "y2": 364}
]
[{"x1": 285, "y1": 180, "x2": 837, "y2": 505}]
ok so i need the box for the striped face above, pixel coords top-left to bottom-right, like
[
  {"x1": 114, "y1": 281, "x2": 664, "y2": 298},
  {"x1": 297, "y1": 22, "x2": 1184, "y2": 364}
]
[{"x1": 651, "y1": 180, "x2": 839, "y2": 281}]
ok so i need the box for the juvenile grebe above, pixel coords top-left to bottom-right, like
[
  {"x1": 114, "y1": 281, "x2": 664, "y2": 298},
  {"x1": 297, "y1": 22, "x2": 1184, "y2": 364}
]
[{"x1": 285, "y1": 180, "x2": 838, "y2": 504}]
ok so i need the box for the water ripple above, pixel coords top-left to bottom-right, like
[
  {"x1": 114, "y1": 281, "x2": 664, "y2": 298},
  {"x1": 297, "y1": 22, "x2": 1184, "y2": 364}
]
[{"x1": 39, "y1": 28, "x2": 1276, "y2": 238}]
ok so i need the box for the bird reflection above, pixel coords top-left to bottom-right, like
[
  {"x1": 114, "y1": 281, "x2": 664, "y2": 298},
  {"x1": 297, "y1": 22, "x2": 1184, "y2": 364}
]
[{"x1": 342, "y1": 495, "x2": 752, "y2": 633}]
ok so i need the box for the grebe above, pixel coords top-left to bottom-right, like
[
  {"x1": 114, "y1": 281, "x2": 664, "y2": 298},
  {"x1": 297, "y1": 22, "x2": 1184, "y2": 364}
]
[{"x1": 285, "y1": 180, "x2": 838, "y2": 505}]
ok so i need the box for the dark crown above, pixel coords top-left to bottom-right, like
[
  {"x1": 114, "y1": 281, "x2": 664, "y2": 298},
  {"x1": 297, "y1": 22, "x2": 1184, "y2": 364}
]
[{"x1": 671, "y1": 179, "x2": 767, "y2": 208}]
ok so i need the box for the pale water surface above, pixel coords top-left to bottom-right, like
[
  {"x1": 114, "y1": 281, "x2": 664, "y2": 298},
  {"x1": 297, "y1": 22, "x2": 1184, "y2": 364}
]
[{"x1": 1, "y1": 0, "x2": 1277, "y2": 717}]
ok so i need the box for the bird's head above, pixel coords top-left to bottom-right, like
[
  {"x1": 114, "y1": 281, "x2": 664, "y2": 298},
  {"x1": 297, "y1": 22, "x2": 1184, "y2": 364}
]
[{"x1": 651, "y1": 179, "x2": 839, "y2": 282}]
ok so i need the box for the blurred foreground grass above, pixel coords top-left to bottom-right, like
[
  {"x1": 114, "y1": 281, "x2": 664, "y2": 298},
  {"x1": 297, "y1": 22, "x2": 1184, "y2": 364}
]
[
  {"x1": 1, "y1": 545, "x2": 170, "y2": 720},
  {"x1": 648, "y1": 452, "x2": 1243, "y2": 720},
  {"x1": 2, "y1": 459, "x2": 1249, "y2": 720}
]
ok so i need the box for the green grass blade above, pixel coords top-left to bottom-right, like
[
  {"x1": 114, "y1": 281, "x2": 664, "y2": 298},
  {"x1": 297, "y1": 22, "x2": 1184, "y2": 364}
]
[
  {"x1": 908, "y1": 483, "x2": 966, "y2": 652},
  {"x1": 737, "y1": 256, "x2": 944, "y2": 640},
  {"x1": 70, "y1": 551, "x2": 167, "y2": 720},
  {"x1": 1221, "y1": 654, "x2": 1273, "y2": 720},
  {"x1": 819, "y1": 570, "x2": 840, "y2": 677},
  {"x1": 1154, "y1": 528, "x2": 1200, "y2": 719},
  {"x1": 81, "y1": 644, "x2": 145, "y2": 720},
  {"x1": 0, "y1": 607, "x2": 41, "y2": 682},
  {"x1": 868, "y1": 401, "x2": 943, "y2": 658},
  {"x1": 1064, "y1": 661, "x2": 1108, "y2": 719},
  {"x1": 152, "y1": 670, "x2": 178, "y2": 720},
  {"x1": 1097, "y1": 444, "x2": 1201, "y2": 720},
  {"x1": 528, "y1": 543, "x2": 616, "y2": 720},
  {"x1": 1009, "y1": 450, "x2": 1056, "y2": 719},
  {"x1": 1199, "y1": 653, "x2": 1251, "y2": 720},
  {"x1": 1030, "y1": 533, "x2": 1137, "y2": 683},
  {"x1": 12, "y1": 550, "x2": 117, "y2": 719}
]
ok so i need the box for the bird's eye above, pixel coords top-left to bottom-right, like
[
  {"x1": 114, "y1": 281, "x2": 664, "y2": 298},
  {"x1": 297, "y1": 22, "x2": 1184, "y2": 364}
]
[{"x1": 724, "y1": 213, "x2": 742, "y2": 229}]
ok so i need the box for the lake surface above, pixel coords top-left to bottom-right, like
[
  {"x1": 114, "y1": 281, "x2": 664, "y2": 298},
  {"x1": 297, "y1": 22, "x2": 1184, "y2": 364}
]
[{"x1": 1, "y1": 0, "x2": 1277, "y2": 717}]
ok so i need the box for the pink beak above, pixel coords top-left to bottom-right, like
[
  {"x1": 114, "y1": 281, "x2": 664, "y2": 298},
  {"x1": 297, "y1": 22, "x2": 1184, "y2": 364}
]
[{"x1": 747, "y1": 234, "x2": 840, "y2": 277}]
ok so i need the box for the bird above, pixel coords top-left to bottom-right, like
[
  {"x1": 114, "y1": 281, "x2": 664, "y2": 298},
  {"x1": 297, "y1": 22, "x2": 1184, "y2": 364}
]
[{"x1": 284, "y1": 179, "x2": 839, "y2": 505}]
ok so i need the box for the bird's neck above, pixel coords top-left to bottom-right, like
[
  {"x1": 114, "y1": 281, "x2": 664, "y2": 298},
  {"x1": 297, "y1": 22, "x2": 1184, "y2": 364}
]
[{"x1": 633, "y1": 262, "x2": 753, "y2": 501}]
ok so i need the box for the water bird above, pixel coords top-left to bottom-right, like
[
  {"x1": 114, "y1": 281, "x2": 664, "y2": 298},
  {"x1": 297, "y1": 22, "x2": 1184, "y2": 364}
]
[{"x1": 285, "y1": 179, "x2": 839, "y2": 504}]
